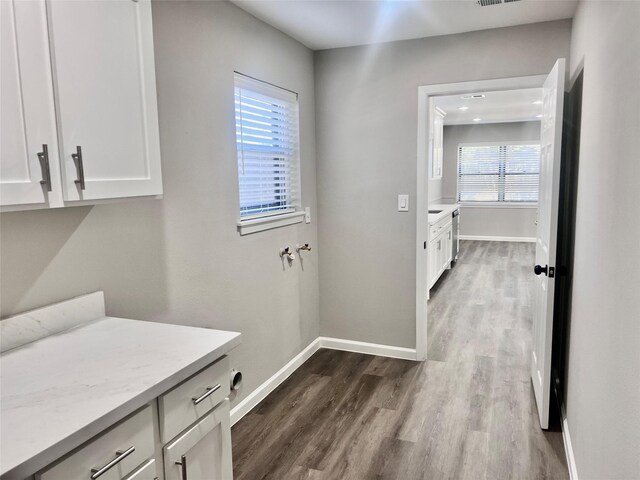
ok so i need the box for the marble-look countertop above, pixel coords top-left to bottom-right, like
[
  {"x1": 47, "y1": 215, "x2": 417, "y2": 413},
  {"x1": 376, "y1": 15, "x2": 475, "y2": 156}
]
[
  {"x1": 428, "y1": 203, "x2": 460, "y2": 225},
  {"x1": 0, "y1": 316, "x2": 241, "y2": 479}
]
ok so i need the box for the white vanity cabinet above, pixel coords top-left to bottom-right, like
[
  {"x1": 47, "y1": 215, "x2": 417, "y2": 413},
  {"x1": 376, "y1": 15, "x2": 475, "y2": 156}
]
[
  {"x1": 1, "y1": 294, "x2": 241, "y2": 480},
  {"x1": 0, "y1": 0, "x2": 162, "y2": 211}
]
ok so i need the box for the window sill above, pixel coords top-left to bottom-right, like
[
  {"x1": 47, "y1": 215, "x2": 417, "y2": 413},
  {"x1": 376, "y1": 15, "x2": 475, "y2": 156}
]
[
  {"x1": 459, "y1": 202, "x2": 538, "y2": 209},
  {"x1": 237, "y1": 211, "x2": 305, "y2": 235}
]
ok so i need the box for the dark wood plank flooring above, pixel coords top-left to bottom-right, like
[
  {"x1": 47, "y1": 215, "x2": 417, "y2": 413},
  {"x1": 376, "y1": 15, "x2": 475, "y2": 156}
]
[{"x1": 232, "y1": 241, "x2": 569, "y2": 479}]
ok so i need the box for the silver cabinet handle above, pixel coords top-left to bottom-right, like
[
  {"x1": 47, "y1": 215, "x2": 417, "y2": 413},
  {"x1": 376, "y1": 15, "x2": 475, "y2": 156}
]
[
  {"x1": 90, "y1": 446, "x2": 135, "y2": 479},
  {"x1": 71, "y1": 145, "x2": 85, "y2": 190},
  {"x1": 175, "y1": 454, "x2": 187, "y2": 480},
  {"x1": 192, "y1": 384, "x2": 221, "y2": 405},
  {"x1": 37, "y1": 144, "x2": 52, "y2": 192}
]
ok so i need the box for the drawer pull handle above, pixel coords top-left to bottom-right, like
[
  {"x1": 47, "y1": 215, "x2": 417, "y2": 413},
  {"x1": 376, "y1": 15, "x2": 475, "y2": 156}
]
[
  {"x1": 192, "y1": 384, "x2": 221, "y2": 405},
  {"x1": 175, "y1": 454, "x2": 188, "y2": 479},
  {"x1": 90, "y1": 446, "x2": 135, "y2": 479}
]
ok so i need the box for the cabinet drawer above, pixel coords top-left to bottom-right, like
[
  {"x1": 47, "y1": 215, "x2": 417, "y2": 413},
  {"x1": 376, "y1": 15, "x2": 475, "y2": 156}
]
[
  {"x1": 37, "y1": 406, "x2": 155, "y2": 480},
  {"x1": 159, "y1": 357, "x2": 230, "y2": 443},
  {"x1": 123, "y1": 459, "x2": 158, "y2": 480},
  {"x1": 430, "y1": 217, "x2": 452, "y2": 238}
]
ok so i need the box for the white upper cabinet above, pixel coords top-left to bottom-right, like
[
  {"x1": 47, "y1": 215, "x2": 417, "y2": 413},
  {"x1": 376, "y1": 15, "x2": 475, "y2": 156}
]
[
  {"x1": 431, "y1": 107, "x2": 445, "y2": 179},
  {"x1": 0, "y1": 0, "x2": 162, "y2": 211},
  {"x1": 1, "y1": 0, "x2": 63, "y2": 208},
  {"x1": 47, "y1": 0, "x2": 162, "y2": 202}
]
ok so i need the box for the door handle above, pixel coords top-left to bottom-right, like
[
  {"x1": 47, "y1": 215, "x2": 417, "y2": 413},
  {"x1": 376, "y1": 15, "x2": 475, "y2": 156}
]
[
  {"x1": 534, "y1": 265, "x2": 555, "y2": 278},
  {"x1": 534, "y1": 265, "x2": 547, "y2": 276},
  {"x1": 38, "y1": 144, "x2": 52, "y2": 192},
  {"x1": 72, "y1": 145, "x2": 85, "y2": 190}
]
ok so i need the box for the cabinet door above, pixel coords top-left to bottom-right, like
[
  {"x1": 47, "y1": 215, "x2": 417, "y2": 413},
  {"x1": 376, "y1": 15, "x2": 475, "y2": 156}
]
[
  {"x1": 1, "y1": 0, "x2": 62, "y2": 208},
  {"x1": 163, "y1": 400, "x2": 233, "y2": 480},
  {"x1": 47, "y1": 0, "x2": 162, "y2": 201},
  {"x1": 445, "y1": 226, "x2": 453, "y2": 267},
  {"x1": 437, "y1": 236, "x2": 444, "y2": 276},
  {"x1": 428, "y1": 239, "x2": 438, "y2": 288}
]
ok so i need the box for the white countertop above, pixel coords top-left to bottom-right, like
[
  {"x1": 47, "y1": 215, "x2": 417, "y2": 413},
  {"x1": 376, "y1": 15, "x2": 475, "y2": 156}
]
[
  {"x1": 428, "y1": 203, "x2": 460, "y2": 225},
  {"x1": 0, "y1": 316, "x2": 241, "y2": 479}
]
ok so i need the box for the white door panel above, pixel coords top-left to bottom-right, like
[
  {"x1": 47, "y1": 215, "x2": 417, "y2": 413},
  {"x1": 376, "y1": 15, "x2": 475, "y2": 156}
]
[
  {"x1": 47, "y1": 0, "x2": 162, "y2": 201},
  {"x1": 1, "y1": 0, "x2": 62, "y2": 208},
  {"x1": 531, "y1": 58, "x2": 565, "y2": 429},
  {"x1": 163, "y1": 400, "x2": 233, "y2": 480}
]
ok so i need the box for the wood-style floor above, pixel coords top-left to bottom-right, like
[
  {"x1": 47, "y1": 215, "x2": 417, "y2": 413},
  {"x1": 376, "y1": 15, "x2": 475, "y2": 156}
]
[{"x1": 232, "y1": 241, "x2": 569, "y2": 479}]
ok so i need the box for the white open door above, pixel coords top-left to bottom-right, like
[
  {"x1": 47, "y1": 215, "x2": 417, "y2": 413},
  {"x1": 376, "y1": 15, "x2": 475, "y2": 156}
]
[{"x1": 531, "y1": 58, "x2": 565, "y2": 429}]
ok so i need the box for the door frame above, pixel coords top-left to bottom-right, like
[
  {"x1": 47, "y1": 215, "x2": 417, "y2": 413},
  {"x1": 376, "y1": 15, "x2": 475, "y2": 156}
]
[{"x1": 415, "y1": 74, "x2": 548, "y2": 361}]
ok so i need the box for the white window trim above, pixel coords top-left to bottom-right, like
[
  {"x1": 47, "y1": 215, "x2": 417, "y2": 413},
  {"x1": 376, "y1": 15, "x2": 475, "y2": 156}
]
[
  {"x1": 459, "y1": 202, "x2": 538, "y2": 209},
  {"x1": 456, "y1": 140, "x2": 541, "y2": 207},
  {"x1": 237, "y1": 210, "x2": 304, "y2": 235},
  {"x1": 234, "y1": 73, "x2": 302, "y2": 234}
]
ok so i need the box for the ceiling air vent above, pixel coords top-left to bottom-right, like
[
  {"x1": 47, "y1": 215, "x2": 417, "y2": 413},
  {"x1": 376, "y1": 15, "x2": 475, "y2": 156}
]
[{"x1": 477, "y1": 0, "x2": 522, "y2": 6}]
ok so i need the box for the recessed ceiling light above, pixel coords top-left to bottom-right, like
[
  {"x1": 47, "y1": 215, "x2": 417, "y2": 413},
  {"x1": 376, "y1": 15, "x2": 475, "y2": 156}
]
[
  {"x1": 473, "y1": 118, "x2": 482, "y2": 122},
  {"x1": 458, "y1": 106, "x2": 469, "y2": 111},
  {"x1": 532, "y1": 100, "x2": 543, "y2": 105},
  {"x1": 536, "y1": 114, "x2": 543, "y2": 118},
  {"x1": 461, "y1": 94, "x2": 486, "y2": 100}
]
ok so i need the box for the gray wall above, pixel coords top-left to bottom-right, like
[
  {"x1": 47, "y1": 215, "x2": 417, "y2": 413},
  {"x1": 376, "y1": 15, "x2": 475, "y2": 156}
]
[
  {"x1": 441, "y1": 122, "x2": 540, "y2": 239},
  {"x1": 315, "y1": 20, "x2": 572, "y2": 348},
  {"x1": 566, "y1": 1, "x2": 640, "y2": 478},
  {"x1": 0, "y1": 1, "x2": 319, "y2": 409}
]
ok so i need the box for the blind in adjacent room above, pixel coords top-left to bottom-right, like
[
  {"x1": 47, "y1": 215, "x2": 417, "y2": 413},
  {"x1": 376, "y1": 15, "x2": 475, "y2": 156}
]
[
  {"x1": 234, "y1": 73, "x2": 300, "y2": 218},
  {"x1": 457, "y1": 143, "x2": 541, "y2": 203}
]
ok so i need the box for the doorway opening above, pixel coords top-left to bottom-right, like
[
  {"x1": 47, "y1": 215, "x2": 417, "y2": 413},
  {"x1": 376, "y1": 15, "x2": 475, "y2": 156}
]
[{"x1": 415, "y1": 61, "x2": 566, "y2": 432}]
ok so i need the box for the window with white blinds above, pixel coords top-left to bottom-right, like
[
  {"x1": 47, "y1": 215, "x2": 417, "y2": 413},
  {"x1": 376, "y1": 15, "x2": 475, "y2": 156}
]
[
  {"x1": 235, "y1": 73, "x2": 300, "y2": 219},
  {"x1": 457, "y1": 142, "x2": 541, "y2": 204}
]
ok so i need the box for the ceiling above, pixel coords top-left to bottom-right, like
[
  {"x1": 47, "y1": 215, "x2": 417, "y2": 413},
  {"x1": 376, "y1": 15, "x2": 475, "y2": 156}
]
[
  {"x1": 432, "y1": 88, "x2": 543, "y2": 125},
  {"x1": 231, "y1": 0, "x2": 578, "y2": 50}
]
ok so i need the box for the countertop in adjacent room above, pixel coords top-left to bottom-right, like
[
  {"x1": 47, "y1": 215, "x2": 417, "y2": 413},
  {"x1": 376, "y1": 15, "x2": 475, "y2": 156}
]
[{"x1": 428, "y1": 202, "x2": 460, "y2": 225}]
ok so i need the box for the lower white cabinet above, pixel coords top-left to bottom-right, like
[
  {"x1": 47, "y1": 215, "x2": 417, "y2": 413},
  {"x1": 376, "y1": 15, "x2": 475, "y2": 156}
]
[
  {"x1": 35, "y1": 360, "x2": 233, "y2": 480},
  {"x1": 428, "y1": 221, "x2": 453, "y2": 290},
  {"x1": 163, "y1": 400, "x2": 233, "y2": 480}
]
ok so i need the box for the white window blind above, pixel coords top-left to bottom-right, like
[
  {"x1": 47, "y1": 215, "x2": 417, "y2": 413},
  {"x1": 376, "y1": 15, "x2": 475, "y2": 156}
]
[
  {"x1": 235, "y1": 73, "x2": 300, "y2": 218},
  {"x1": 457, "y1": 143, "x2": 541, "y2": 203}
]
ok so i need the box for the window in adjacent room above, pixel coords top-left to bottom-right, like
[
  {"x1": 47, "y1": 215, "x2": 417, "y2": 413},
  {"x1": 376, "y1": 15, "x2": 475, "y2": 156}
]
[
  {"x1": 457, "y1": 142, "x2": 541, "y2": 204},
  {"x1": 234, "y1": 73, "x2": 301, "y2": 224}
]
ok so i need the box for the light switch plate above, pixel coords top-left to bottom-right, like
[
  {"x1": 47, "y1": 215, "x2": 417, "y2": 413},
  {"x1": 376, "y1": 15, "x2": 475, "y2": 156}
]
[
  {"x1": 398, "y1": 194, "x2": 409, "y2": 212},
  {"x1": 304, "y1": 207, "x2": 311, "y2": 223}
]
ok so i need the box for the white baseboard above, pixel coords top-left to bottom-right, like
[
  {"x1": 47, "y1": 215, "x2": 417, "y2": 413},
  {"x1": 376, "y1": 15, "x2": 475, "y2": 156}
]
[
  {"x1": 230, "y1": 338, "x2": 320, "y2": 426},
  {"x1": 561, "y1": 406, "x2": 579, "y2": 480},
  {"x1": 318, "y1": 336, "x2": 418, "y2": 360},
  {"x1": 459, "y1": 235, "x2": 536, "y2": 243},
  {"x1": 230, "y1": 337, "x2": 418, "y2": 426}
]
